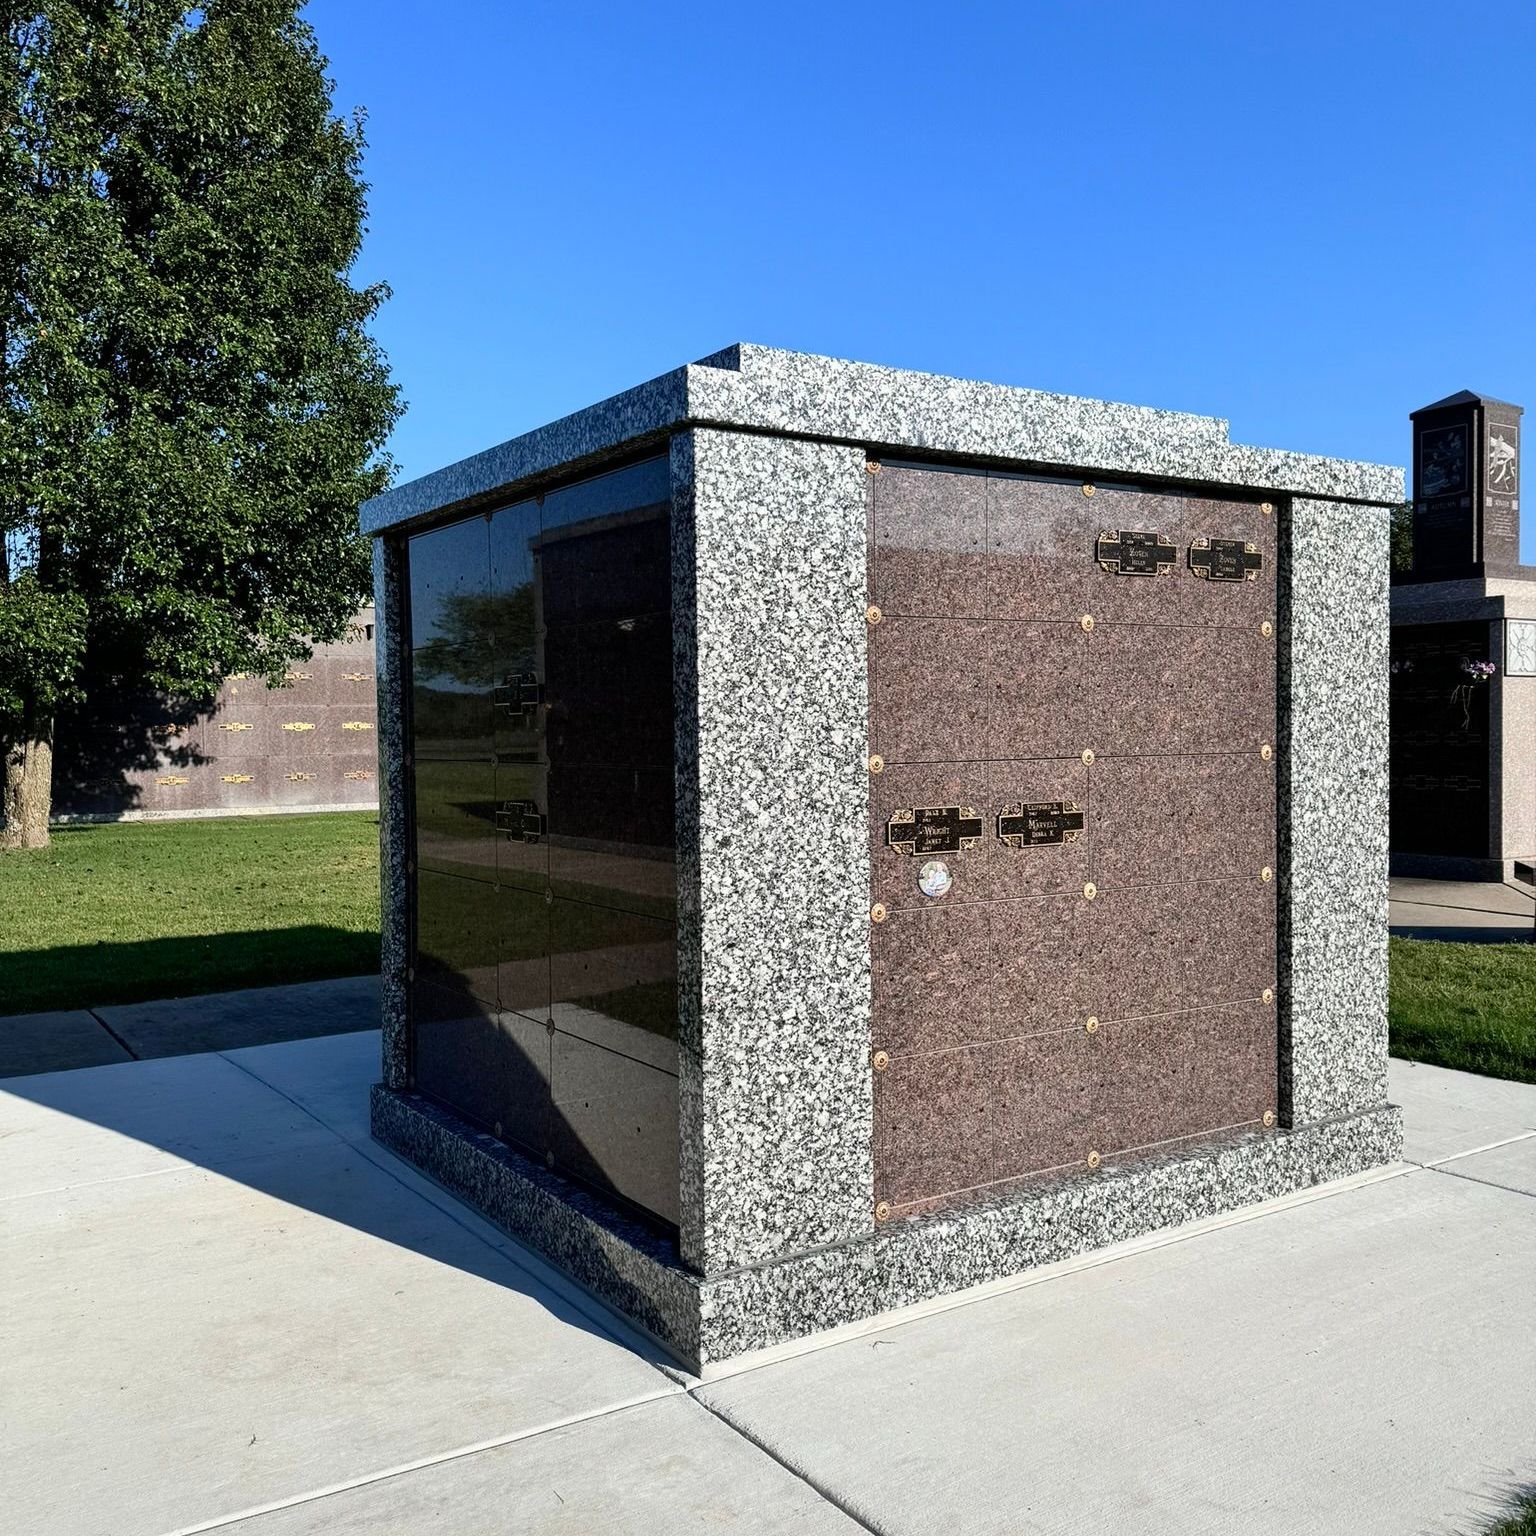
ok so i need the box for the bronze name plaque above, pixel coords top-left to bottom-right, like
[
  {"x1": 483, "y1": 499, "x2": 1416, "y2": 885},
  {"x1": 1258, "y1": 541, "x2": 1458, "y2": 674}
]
[
  {"x1": 887, "y1": 806, "x2": 984, "y2": 856},
  {"x1": 1189, "y1": 538, "x2": 1262, "y2": 582},
  {"x1": 494, "y1": 672, "x2": 544, "y2": 713},
  {"x1": 496, "y1": 799, "x2": 545, "y2": 843},
  {"x1": 997, "y1": 801, "x2": 1085, "y2": 848},
  {"x1": 1095, "y1": 529, "x2": 1176, "y2": 576}
]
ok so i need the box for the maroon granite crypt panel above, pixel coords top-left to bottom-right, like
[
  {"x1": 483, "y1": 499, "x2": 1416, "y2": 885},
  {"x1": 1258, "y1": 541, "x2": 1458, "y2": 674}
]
[
  {"x1": 872, "y1": 998, "x2": 1277, "y2": 1214},
  {"x1": 870, "y1": 462, "x2": 988, "y2": 618},
  {"x1": 52, "y1": 607, "x2": 381, "y2": 819},
  {"x1": 868, "y1": 462, "x2": 1280, "y2": 1218},
  {"x1": 1090, "y1": 753, "x2": 1276, "y2": 888}
]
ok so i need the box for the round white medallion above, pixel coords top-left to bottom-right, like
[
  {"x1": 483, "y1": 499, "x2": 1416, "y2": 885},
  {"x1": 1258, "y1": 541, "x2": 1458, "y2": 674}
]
[{"x1": 918, "y1": 859, "x2": 953, "y2": 899}]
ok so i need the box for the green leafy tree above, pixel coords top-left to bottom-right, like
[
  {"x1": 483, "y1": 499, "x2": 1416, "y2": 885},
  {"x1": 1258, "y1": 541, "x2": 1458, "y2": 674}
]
[
  {"x1": 1390, "y1": 500, "x2": 1413, "y2": 578},
  {"x1": 1, "y1": 1, "x2": 400, "y2": 848}
]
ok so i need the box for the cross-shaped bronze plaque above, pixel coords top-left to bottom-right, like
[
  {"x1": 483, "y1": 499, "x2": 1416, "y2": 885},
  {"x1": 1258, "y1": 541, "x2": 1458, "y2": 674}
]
[
  {"x1": 494, "y1": 672, "x2": 544, "y2": 713},
  {"x1": 496, "y1": 799, "x2": 545, "y2": 843},
  {"x1": 996, "y1": 801, "x2": 1085, "y2": 849},
  {"x1": 886, "y1": 806, "x2": 984, "y2": 856},
  {"x1": 1188, "y1": 538, "x2": 1263, "y2": 581},
  {"x1": 1095, "y1": 529, "x2": 1176, "y2": 576}
]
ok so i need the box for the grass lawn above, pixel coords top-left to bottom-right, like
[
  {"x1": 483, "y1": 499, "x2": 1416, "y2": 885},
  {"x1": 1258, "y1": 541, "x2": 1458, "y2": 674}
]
[
  {"x1": 1389, "y1": 936, "x2": 1536, "y2": 1085},
  {"x1": 0, "y1": 812, "x2": 379, "y2": 1016},
  {"x1": 1482, "y1": 1489, "x2": 1536, "y2": 1535}
]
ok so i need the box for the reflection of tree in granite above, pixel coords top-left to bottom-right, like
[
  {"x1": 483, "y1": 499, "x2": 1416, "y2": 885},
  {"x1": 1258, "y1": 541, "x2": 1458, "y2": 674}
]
[
  {"x1": 412, "y1": 583, "x2": 534, "y2": 745},
  {"x1": 414, "y1": 584, "x2": 534, "y2": 684}
]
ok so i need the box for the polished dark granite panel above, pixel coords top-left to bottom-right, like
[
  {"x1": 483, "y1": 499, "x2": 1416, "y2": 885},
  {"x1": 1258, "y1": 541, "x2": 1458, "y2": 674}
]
[
  {"x1": 416, "y1": 870, "x2": 498, "y2": 1005},
  {"x1": 987, "y1": 621, "x2": 1091, "y2": 760},
  {"x1": 1088, "y1": 622, "x2": 1275, "y2": 756},
  {"x1": 548, "y1": 763, "x2": 676, "y2": 917},
  {"x1": 874, "y1": 1025, "x2": 1097, "y2": 1209},
  {"x1": 409, "y1": 515, "x2": 493, "y2": 759},
  {"x1": 413, "y1": 757, "x2": 496, "y2": 881},
  {"x1": 549, "y1": 1031, "x2": 681, "y2": 1227},
  {"x1": 489, "y1": 497, "x2": 541, "y2": 762},
  {"x1": 549, "y1": 895, "x2": 679, "y2": 1226},
  {"x1": 549, "y1": 899, "x2": 678, "y2": 1048},
  {"x1": 539, "y1": 464, "x2": 670, "y2": 630},
  {"x1": 1092, "y1": 1000, "x2": 1277, "y2": 1158},
  {"x1": 412, "y1": 979, "x2": 551, "y2": 1156},
  {"x1": 988, "y1": 474, "x2": 1100, "y2": 621},
  {"x1": 872, "y1": 462, "x2": 987, "y2": 618},
  {"x1": 496, "y1": 882, "x2": 551, "y2": 1023},
  {"x1": 870, "y1": 901, "x2": 995, "y2": 1057},
  {"x1": 545, "y1": 613, "x2": 673, "y2": 768},
  {"x1": 1091, "y1": 753, "x2": 1275, "y2": 888},
  {"x1": 495, "y1": 760, "x2": 549, "y2": 893},
  {"x1": 1083, "y1": 879, "x2": 1275, "y2": 1021},
  {"x1": 870, "y1": 616, "x2": 989, "y2": 764}
]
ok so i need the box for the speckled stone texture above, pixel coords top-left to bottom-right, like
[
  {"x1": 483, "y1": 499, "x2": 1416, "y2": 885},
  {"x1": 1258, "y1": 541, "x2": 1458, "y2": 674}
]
[
  {"x1": 371, "y1": 1081, "x2": 1399, "y2": 1368},
  {"x1": 360, "y1": 345, "x2": 1402, "y2": 539},
  {"x1": 675, "y1": 429, "x2": 871, "y2": 1273},
  {"x1": 371, "y1": 1085, "x2": 699, "y2": 1357},
  {"x1": 1278, "y1": 498, "x2": 1393, "y2": 1124},
  {"x1": 373, "y1": 536, "x2": 410, "y2": 1089}
]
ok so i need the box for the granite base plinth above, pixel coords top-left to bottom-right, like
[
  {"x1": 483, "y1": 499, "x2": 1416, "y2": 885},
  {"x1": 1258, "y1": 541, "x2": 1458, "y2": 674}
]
[{"x1": 372, "y1": 1083, "x2": 1402, "y2": 1371}]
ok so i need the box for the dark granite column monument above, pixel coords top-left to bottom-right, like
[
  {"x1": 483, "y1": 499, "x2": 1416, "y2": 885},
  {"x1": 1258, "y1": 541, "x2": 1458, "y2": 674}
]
[
  {"x1": 362, "y1": 346, "x2": 1403, "y2": 1368},
  {"x1": 1393, "y1": 390, "x2": 1536, "y2": 879}
]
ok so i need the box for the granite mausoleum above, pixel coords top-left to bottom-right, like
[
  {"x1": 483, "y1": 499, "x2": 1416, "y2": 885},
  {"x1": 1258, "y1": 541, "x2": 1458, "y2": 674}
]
[
  {"x1": 1392, "y1": 392, "x2": 1534, "y2": 879},
  {"x1": 362, "y1": 346, "x2": 1403, "y2": 1368},
  {"x1": 51, "y1": 606, "x2": 380, "y2": 822}
]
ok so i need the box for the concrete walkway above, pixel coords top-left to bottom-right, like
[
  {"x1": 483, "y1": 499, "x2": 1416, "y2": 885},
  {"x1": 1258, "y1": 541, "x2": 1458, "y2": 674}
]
[
  {"x1": 4, "y1": 1036, "x2": 1534, "y2": 1535},
  {"x1": 1390, "y1": 876, "x2": 1535, "y2": 943},
  {"x1": 0, "y1": 974, "x2": 378, "y2": 1077}
]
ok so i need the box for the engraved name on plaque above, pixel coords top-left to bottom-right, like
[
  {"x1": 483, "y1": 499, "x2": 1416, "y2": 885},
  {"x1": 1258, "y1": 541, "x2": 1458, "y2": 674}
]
[
  {"x1": 997, "y1": 801, "x2": 1085, "y2": 848},
  {"x1": 886, "y1": 806, "x2": 985, "y2": 856},
  {"x1": 1188, "y1": 538, "x2": 1262, "y2": 582},
  {"x1": 1095, "y1": 529, "x2": 1176, "y2": 576}
]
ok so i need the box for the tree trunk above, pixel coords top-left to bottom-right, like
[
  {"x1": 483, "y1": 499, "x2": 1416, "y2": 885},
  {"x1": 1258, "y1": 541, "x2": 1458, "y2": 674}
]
[{"x1": 1, "y1": 719, "x2": 54, "y2": 850}]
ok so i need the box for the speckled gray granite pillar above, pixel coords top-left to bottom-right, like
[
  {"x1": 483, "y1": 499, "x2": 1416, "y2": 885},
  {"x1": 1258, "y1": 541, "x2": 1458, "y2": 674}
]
[
  {"x1": 673, "y1": 428, "x2": 872, "y2": 1273},
  {"x1": 1278, "y1": 498, "x2": 1392, "y2": 1124},
  {"x1": 372, "y1": 535, "x2": 410, "y2": 1089}
]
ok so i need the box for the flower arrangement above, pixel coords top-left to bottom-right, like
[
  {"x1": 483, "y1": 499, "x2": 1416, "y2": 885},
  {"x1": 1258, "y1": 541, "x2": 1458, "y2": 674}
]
[{"x1": 1452, "y1": 656, "x2": 1497, "y2": 728}]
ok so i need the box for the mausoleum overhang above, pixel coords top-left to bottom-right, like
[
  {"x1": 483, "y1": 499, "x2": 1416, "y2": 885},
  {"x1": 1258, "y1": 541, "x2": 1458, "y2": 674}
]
[{"x1": 360, "y1": 344, "x2": 1404, "y2": 539}]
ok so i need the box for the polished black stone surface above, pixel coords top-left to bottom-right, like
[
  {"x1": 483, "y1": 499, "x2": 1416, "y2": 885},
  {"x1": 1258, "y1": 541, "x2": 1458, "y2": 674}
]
[
  {"x1": 409, "y1": 515, "x2": 493, "y2": 759},
  {"x1": 405, "y1": 454, "x2": 678, "y2": 1228}
]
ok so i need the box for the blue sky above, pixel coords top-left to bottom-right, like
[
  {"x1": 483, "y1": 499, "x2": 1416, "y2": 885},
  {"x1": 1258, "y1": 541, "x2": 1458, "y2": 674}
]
[{"x1": 313, "y1": 1, "x2": 1536, "y2": 556}]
